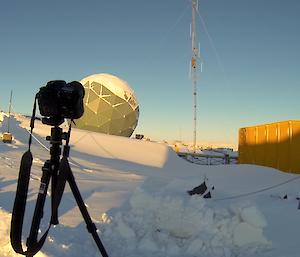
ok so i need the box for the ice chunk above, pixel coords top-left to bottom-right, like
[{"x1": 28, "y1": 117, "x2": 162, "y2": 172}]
[
  {"x1": 227, "y1": 215, "x2": 240, "y2": 236},
  {"x1": 241, "y1": 205, "x2": 267, "y2": 228},
  {"x1": 167, "y1": 241, "x2": 181, "y2": 255},
  {"x1": 117, "y1": 221, "x2": 136, "y2": 238},
  {"x1": 186, "y1": 238, "x2": 203, "y2": 255},
  {"x1": 231, "y1": 200, "x2": 267, "y2": 228},
  {"x1": 137, "y1": 232, "x2": 159, "y2": 251},
  {"x1": 233, "y1": 222, "x2": 269, "y2": 247},
  {"x1": 156, "y1": 230, "x2": 170, "y2": 242}
]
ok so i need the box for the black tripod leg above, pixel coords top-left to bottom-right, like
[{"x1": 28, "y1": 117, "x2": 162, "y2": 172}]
[
  {"x1": 26, "y1": 160, "x2": 53, "y2": 252},
  {"x1": 67, "y1": 171, "x2": 109, "y2": 257}
]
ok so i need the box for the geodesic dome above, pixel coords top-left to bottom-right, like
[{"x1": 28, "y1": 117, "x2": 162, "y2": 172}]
[{"x1": 71, "y1": 73, "x2": 139, "y2": 137}]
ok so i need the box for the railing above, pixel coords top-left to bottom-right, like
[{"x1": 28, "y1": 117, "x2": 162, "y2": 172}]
[{"x1": 177, "y1": 152, "x2": 238, "y2": 165}]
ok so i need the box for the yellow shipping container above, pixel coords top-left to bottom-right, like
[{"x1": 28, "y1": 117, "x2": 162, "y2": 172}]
[
  {"x1": 238, "y1": 120, "x2": 300, "y2": 174},
  {"x1": 2, "y1": 132, "x2": 12, "y2": 143}
]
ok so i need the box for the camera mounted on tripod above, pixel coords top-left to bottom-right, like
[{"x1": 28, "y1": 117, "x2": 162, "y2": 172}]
[
  {"x1": 37, "y1": 80, "x2": 85, "y2": 126},
  {"x1": 10, "y1": 79, "x2": 110, "y2": 257}
]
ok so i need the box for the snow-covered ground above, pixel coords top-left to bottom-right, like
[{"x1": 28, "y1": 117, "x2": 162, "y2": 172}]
[{"x1": 0, "y1": 114, "x2": 300, "y2": 257}]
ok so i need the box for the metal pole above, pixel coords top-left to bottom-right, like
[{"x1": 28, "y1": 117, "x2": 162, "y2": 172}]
[
  {"x1": 191, "y1": 1, "x2": 197, "y2": 152},
  {"x1": 7, "y1": 91, "x2": 12, "y2": 133}
]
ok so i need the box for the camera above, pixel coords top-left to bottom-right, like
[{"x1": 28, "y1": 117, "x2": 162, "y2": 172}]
[{"x1": 37, "y1": 80, "x2": 85, "y2": 125}]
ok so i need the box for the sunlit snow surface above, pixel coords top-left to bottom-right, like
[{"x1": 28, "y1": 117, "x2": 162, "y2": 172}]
[{"x1": 0, "y1": 113, "x2": 300, "y2": 257}]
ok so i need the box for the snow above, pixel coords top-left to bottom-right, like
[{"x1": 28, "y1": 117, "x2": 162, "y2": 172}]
[
  {"x1": 100, "y1": 188, "x2": 272, "y2": 256},
  {"x1": 0, "y1": 113, "x2": 300, "y2": 256},
  {"x1": 232, "y1": 222, "x2": 268, "y2": 248},
  {"x1": 230, "y1": 200, "x2": 267, "y2": 228},
  {"x1": 80, "y1": 73, "x2": 136, "y2": 101}
]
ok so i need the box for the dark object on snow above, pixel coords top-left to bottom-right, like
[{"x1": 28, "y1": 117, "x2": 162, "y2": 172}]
[
  {"x1": 187, "y1": 182, "x2": 207, "y2": 196},
  {"x1": 203, "y1": 191, "x2": 211, "y2": 198},
  {"x1": 135, "y1": 134, "x2": 144, "y2": 140}
]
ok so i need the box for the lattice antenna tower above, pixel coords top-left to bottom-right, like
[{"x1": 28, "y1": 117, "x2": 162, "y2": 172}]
[{"x1": 189, "y1": 0, "x2": 202, "y2": 152}]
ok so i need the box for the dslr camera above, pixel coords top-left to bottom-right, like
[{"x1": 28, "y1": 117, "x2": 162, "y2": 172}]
[{"x1": 37, "y1": 80, "x2": 85, "y2": 125}]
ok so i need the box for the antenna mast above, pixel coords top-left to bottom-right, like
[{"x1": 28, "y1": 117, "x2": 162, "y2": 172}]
[
  {"x1": 7, "y1": 91, "x2": 12, "y2": 133},
  {"x1": 190, "y1": 1, "x2": 201, "y2": 152}
]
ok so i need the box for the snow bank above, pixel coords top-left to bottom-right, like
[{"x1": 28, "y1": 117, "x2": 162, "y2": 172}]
[
  {"x1": 0, "y1": 207, "x2": 11, "y2": 247},
  {"x1": 0, "y1": 190, "x2": 273, "y2": 257},
  {"x1": 0, "y1": 111, "x2": 8, "y2": 124},
  {"x1": 100, "y1": 187, "x2": 273, "y2": 257}
]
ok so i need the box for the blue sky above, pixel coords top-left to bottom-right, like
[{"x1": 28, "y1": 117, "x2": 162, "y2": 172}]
[{"x1": 0, "y1": 0, "x2": 299, "y2": 146}]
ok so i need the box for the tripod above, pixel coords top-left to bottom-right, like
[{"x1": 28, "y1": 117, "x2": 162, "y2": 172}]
[{"x1": 25, "y1": 124, "x2": 108, "y2": 257}]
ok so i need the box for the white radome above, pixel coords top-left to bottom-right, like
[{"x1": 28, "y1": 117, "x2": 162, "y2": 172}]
[{"x1": 71, "y1": 73, "x2": 139, "y2": 137}]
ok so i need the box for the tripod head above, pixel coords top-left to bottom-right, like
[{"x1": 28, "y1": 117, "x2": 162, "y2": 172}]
[{"x1": 46, "y1": 124, "x2": 71, "y2": 157}]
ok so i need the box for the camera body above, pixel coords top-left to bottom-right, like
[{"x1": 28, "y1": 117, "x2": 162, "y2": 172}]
[{"x1": 38, "y1": 80, "x2": 85, "y2": 125}]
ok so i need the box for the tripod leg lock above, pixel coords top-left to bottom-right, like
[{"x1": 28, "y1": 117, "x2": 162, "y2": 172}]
[{"x1": 86, "y1": 223, "x2": 97, "y2": 234}]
